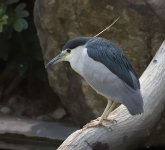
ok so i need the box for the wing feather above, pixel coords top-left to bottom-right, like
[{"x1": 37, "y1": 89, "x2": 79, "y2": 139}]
[{"x1": 86, "y1": 37, "x2": 140, "y2": 90}]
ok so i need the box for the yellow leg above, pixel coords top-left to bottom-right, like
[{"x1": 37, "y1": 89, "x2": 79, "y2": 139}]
[
  {"x1": 83, "y1": 100, "x2": 112, "y2": 128},
  {"x1": 83, "y1": 101, "x2": 118, "y2": 128},
  {"x1": 103, "y1": 101, "x2": 118, "y2": 120},
  {"x1": 98, "y1": 100, "x2": 112, "y2": 124}
]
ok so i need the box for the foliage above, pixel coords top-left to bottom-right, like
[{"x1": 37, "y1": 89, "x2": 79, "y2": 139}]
[
  {"x1": 0, "y1": 0, "x2": 29, "y2": 32},
  {"x1": 0, "y1": 0, "x2": 47, "y2": 81}
]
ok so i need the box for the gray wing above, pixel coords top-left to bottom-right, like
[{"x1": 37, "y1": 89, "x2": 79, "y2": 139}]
[
  {"x1": 82, "y1": 49, "x2": 143, "y2": 115},
  {"x1": 86, "y1": 37, "x2": 140, "y2": 90},
  {"x1": 82, "y1": 57, "x2": 144, "y2": 115}
]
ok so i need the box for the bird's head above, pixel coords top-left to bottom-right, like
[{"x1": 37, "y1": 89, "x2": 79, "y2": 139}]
[{"x1": 45, "y1": 37, "x2": 90, "y2": 68}]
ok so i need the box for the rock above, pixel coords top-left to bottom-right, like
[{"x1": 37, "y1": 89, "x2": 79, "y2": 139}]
[
  {"x1": 0, "y1": 106, "x2": 11, "y2": 115},
  {"x1": 34, "y1": 0, "x2": 165, "y2": 126},
  {"x1": 50, "y1": 107, "x2": 67, "y2": 120}
]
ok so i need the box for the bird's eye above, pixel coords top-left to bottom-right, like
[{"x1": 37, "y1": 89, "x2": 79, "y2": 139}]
[{"x1": 66, "y1": 49, "x2": 71, "y2": 53}]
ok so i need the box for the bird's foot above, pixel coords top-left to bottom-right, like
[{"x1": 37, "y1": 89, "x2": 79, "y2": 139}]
[
  {"x1": 83, "y1": 118, "x2": 117, "y2": 129},
  {"x1": 90, "y1": 117, "x2": 117, "y2": 124},
  {"x1": 83, "y1": 121, "x2": 102, "y2": 129},
  {"x1": 90, "y1": 117, "x2": 100, "y2": 122}
]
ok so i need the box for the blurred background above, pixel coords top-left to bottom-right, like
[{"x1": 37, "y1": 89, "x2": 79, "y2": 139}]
[
  {"x1": 0, "y1": 0, "x2": 165, "y2": 149},
  {"x1": 0, "y1": 0, "x2": 61, "y2": 121}
]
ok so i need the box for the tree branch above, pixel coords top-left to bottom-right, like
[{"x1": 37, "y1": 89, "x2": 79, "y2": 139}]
[{"x1": 57, "y1": 40, "x2": 165, "y2": 150}]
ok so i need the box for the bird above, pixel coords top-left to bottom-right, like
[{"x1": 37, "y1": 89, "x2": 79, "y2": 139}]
[{"x1": 46, "y1": 37, "x2": 144, "y2": 128}]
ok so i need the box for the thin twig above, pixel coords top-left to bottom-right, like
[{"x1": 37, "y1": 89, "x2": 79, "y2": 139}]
[{"x1": 94, "y1": 16, "x2": 120, "y2": 37}]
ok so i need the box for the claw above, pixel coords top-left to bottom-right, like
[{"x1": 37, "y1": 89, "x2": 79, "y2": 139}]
[
  {"x1": 90, "y1": 117, "x2": 100, "y2": 123},
  {"x1": 83, "y1": 122, "x2": 102, "y2": 129}
]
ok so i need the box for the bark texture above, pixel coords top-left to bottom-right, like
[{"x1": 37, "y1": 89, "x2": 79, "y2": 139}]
[{"x1": 57, "y1": 41, "x2": 165, "y2": 150}]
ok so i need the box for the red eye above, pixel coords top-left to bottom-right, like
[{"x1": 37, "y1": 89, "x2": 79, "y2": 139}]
[{"x1": 66, "y1": 49, "x2": 71, "y2": 53}]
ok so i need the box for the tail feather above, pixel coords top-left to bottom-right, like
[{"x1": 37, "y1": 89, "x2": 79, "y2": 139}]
[{"x1": 123, "y1": 89, "x2": 144, "y2": 115}]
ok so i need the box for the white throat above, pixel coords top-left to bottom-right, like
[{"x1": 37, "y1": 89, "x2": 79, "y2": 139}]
[{"x1": 65, "y1": 46, "x2": 87, "y2": 75}]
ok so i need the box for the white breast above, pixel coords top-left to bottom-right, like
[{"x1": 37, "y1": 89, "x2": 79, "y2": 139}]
[
  {"x1": 67, "y1": 46, "x2": 87, "y2": 76},
  {"x1": 68, "y1": 47, "x2": 119, "y2": 98}
]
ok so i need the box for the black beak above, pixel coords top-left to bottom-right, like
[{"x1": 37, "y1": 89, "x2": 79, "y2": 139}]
[{"x1": 45, "y1": 52, "x2": 64, "y2": 69}]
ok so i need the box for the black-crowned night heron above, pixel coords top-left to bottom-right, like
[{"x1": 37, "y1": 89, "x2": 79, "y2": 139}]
[{"x1": 46, "y1": 37, "x2": 144, "y2": 127}]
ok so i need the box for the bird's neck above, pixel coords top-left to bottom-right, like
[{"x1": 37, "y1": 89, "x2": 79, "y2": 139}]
[{"x1": 68, "y1": 46, "x2": 86, "y2": 75}]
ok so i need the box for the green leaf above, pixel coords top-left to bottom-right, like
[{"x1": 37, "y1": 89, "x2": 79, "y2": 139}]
[
  {"x1": 0, "y1": 14, "x2": 8, "y2": 32},
  {"x1": 5, "y1": 0, "x2": 19, "y2": 5},
  {"x1": 18, "y1": 10, "x2": 29, "y2": 18},
  {"x1": 13, "y1": 18, "x2": 28, "y2": 32},
  {"x1": 15, "y1": 3, "x2": 26, "y2": 12},
  {"x1": 14, "y1": 3, "x2": 29, "y2": 18},
  {"x1": 0, "y1": 4, "x2": 7, "y2": 16},
  {"x1": 0, "y1": 9, "x2": 4, "y2": 16}
]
